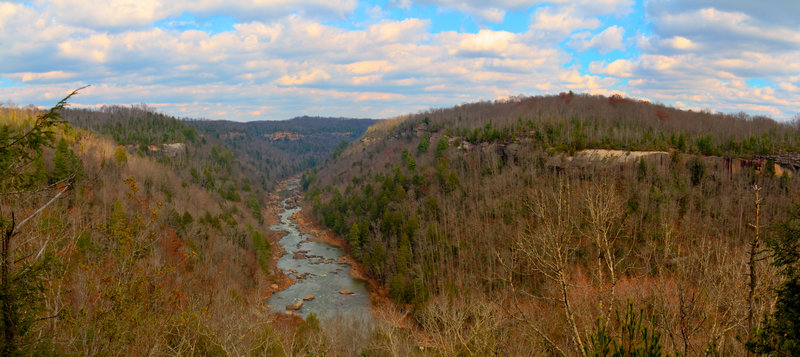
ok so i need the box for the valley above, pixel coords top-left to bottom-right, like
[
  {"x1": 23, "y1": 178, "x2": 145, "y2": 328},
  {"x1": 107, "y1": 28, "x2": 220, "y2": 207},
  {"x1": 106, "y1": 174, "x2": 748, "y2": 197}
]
[
  {"x1": 2, "y1": 91, "x2": 800, "y2": 356},
  {"x1": 266, "y1": 179, "x2": 372, "y2": 321}
]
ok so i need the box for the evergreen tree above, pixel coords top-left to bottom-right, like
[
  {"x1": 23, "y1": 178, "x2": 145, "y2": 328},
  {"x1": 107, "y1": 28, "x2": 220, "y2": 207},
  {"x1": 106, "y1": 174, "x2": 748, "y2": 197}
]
[
  {"x1": 417, "y1": 133, "x2": 430, "y2": 154},
  {"x1": 114, "y1": 146, "x2": 127, "y2": 165},
  {"x1": 348, "y1": 222, "x2": 362, "y2": 258},
  {"x1": 1, "y1": 88, "x2": 84, "y2": 354},
  {"x1": 747, "y1": 204, "x2": 800, "y2": 355},
  {"x1": 435, "y1": 136, "x2": 449, "y2": 158},
  {"x1": 51, "y1": 138, "x2": 81, "y2": 183}
]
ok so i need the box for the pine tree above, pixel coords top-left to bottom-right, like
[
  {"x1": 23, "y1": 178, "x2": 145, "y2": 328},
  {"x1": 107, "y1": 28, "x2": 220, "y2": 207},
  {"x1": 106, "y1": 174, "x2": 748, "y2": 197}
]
[
  {"x1": 1, "y1": 88, "x2": 84, "y2": 354},
  {"x1": 747, "y1": 203, "x2": 800, "y2": 355}
]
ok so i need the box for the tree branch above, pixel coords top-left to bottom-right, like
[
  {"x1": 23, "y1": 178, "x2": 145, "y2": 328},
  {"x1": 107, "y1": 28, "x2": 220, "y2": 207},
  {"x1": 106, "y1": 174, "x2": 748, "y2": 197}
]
[{"x1": 13, "y1": 183, "x2": 70, "y2": 235}]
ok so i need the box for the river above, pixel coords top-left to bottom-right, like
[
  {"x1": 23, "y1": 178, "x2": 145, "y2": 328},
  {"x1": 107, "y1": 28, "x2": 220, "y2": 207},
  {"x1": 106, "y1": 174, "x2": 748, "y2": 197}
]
[{"x1": 267, "y1": 180, "x2": 372, "y2": 321}]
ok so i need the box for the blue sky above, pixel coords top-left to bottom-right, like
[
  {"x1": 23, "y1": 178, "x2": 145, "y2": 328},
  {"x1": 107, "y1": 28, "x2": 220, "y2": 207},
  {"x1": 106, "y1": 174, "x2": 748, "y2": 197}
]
[{"x1": 0, "y1": 0, "x2": 798, "y2": 121}]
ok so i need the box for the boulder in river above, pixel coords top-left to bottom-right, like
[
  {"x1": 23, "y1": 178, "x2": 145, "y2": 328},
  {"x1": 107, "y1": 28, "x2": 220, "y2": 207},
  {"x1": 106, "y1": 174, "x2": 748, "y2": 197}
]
[
  {"x1": 284, "y1": 311, "x2": 300, "y2": 318},
  {"x1": 303, "y1": 295, "x2": 315, "y2": 301},
  {"x1": 296, "y1": 272, "x2": 308, "y2": 279},
  {"x1": 286, "y1": 301, "x2": 303, "y2": 310},
  {"x1": 293, "y1": 252, "x2": 306, "y2": 259},
  {"x1": 339, "y1": 289, "x2": 354, "y2": 295}
]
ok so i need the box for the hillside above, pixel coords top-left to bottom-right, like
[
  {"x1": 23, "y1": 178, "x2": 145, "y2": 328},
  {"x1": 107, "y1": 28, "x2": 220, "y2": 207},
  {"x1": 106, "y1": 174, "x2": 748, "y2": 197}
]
[
  {"x1": 304, "y1": 93, "x2": 800, "y2": 355},
  {"x1": 63, "y1": 107, "x2": 376, "y2": 195},
  {"x1": 3, "y1": 91, "x2": 799, "y2": 355},
  {"x1": 0, "y1": 97, "x2": 376, "y2": 355}
]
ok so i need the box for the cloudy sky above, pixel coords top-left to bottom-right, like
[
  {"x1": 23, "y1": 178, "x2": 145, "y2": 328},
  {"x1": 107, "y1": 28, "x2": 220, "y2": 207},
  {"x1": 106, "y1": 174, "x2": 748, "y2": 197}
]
[{"x1": 1, "y1": 0, "x2": 798, "y2": 121}]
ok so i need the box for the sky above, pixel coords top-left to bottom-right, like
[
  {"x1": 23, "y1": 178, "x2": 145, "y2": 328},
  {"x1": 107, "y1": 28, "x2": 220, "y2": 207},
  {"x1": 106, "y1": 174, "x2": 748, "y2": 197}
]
[{"x1": 0, "y1": 0, "x2": 798, "y2": 121}]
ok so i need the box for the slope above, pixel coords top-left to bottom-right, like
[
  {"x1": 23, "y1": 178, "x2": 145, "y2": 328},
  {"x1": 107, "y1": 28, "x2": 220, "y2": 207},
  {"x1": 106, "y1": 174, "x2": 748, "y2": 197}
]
[
  {"x1": 1, "y1": 99, "x2": 375, "y2": 355},
  {"x1": 304, "y1": 93, "x2": 800, "y2": 355}
]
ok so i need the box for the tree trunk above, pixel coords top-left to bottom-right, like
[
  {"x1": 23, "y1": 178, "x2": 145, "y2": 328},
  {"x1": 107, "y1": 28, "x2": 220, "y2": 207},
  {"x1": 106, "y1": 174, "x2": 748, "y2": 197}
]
[
  {"x1": 747, "y1": 185, "x2": 761, "y2": 347},
  {"x1": 2, "y1": 217, "x2": 15, "y2": 355}
]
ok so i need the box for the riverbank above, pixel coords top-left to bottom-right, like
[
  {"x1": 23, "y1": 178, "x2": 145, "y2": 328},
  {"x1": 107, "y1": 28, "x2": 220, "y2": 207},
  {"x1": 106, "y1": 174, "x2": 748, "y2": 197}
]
[
  {"x1": 262, "y1": 185, "x2": 294, "y2": 302},
  {"x1": 272, "y1": 176, "x2": 393, "y2": 310},
  {"x1": 265, "y1": 177, "x2": 375, "y2": 321},
  {"x1": 292, "y1": 208, "x2": 393, "y2": 308}
]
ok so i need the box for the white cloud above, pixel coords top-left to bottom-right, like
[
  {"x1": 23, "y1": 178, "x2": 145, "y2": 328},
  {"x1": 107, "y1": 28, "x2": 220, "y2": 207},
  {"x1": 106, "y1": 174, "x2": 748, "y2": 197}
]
[
  {"x1": 663, "y1": 36, "x2": 696, "y2": 51},
  {"x1": 367, "y1": 19, "x2": 429, "y2": 43},
  {"x1": 2, "y1": 0, "x2": 797, "y2": 121},
  {"x1": 403, "y1": 0, "x2": 536, "y2": 22},
  {"x1": 346, "y1": 61, "x2": 395, "y2": 75},
  {"x1": 530, "y1": 7, "x2": 601, "y2": 35},
  {"x1": 6, "y1": 71, "x2": 76, "y2": 83},
  {"x1": 569, "y1": 25, "x2": 625, "y2": 54},
  {"x1": 581, "y1": 1, "x2": 800, "y2": 119},
  {"x1": 28, "y1": 0, "x2": 358, "y2": 30},
  {"x1": 276, "y1": 69, "x2": 331, "y2": 86},
  {"x1": 590, "y1": 59, "x2": 633, "y2": 78},
  {"x1": 455, "y1": 30, "x2": 516, "y2": 56}
]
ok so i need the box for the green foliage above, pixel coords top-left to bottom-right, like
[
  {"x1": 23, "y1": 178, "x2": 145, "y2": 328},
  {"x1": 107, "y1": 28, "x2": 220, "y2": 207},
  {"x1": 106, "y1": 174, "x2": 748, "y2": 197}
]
[
  {"x1": 76, "y1": 231, "x2": 92, "y2": 254},
  {"x1": 113, "y1": 146, "x2": 127, "y2": 165},
  {"x1": 293, "y1": 312, "x2": 329, "y2": 355},
  {"x1": 435, "y1": 136, "x2": 449, "y2": 158},
  {"x1": 249, "y1": 323, "x2": 285, "y2": 356},
  {"x1": 245, "y1": 193, "x2": 263, "y2": 224},
  {"x1": 301, "y1": 169, "x2": 316, "y2": 190},
  {"x1": 688, "y1": 157, "x2": 706, "y2": 186},
  {"x1": 332, "y1": 140, "x2": 348, "y2": 159},
  {"x1": 348, "y1": 222, "x2": 362, "y2": 257},
  {"x1": 765, "y1": 158, "x2": 776, "y2": 177},
  {"x1": 418, "y1": 133, "x2": 430, "y2": 153},
  {"x1": 109, "y1": 200, "x2": 128, "y2": 239},
  {"x1": 401, "y1": 148, "x2": 416, "y2": 171},
  {"x1": 210, "y1": 144, "x2": 234, "y2": 173},
  {"x1": 0, "y1": 250, "x2": 53, "y2": 355},
  {"x1": 585, "y1": 303, "x2": 667, "y2": 357},
  {"x1": 182, "y1": 211, "x2": 194, "y2": 227},
  {"x1": 0, "y1": 88, "x2": 84, "y2": 355},
  {"x1": 695, "y1": 134, "x2": 716, "y2": 155},
  {"x1": 251, "y1": 230, "x2": 271, "y2": 273},
  {"x1": 64, "y1": 105, "x2": 195, "y2": 146},
  {"x1": 1, "y1": 89, "x2": 77, "y2": 190},
  {"x1": 52, "y1": 138, "x2": 82, "y2": 183},
  {"x1": 747, "y1": 203, "x2": 800, "y2": 355}
]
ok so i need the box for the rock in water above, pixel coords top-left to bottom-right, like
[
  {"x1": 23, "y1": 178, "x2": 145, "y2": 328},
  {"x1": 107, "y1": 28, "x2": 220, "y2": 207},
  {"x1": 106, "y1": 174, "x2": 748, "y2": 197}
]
[
  {"x1": 284, "y1": 311, "x2": 300, "y2": 318},
  {"x1": 339, "y1": 289, "x2": 354, "y2": 295},
  {"x1": 286, "y1": 301, "x2": 303, "y2": 310},
  {"x1": 303, "y1": 295, "x2": 315, "y2": 301}
]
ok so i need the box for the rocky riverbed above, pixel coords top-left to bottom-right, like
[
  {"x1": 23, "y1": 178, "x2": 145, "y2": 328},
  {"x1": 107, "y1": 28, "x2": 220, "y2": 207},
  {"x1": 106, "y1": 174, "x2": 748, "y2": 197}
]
[{"x1": 266, "y1": 180, "x2": 372, "y2": 321}]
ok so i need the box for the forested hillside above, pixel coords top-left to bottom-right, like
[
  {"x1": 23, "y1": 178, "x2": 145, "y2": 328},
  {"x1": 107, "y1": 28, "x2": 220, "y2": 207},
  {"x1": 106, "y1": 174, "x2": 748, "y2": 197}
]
[
  {"x1": 63, "y1": 107, "x2": 375, "y2": 196},
  {"x1": 4, "y1": 91, "x2": 799, "y2": 356},
  {"x1": 305, "y1": 93, "x2": 800, "y2": 355},
  {"x1": 0, "y1": 95, "x2": 375, "y2": 355}
]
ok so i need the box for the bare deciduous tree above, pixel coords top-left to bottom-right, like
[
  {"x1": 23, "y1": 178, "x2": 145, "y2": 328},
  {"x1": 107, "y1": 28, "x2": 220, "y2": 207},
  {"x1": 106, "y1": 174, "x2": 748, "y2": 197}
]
[
  {"x1": 582, "y1": 182, "x2": 624, "y2": 320},
  {"x1": 515, "y1": 180, "x2": 585, "y2": 353}
]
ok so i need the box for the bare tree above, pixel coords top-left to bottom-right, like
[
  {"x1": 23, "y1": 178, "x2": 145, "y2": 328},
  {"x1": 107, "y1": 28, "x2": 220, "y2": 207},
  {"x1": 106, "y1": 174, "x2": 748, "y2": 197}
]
[
  {"x1": 582, "y1": 182, "x2": 624, "y2": 320},
  {"x1": 747, "y1": 184, "x2": 762, "y2": 346},
  {"x1": 515, "y1": 180, "x2": 585, "y2": 353},
  {"x1": 1, "y1": 88, "x2": 83, "y2": 354}
]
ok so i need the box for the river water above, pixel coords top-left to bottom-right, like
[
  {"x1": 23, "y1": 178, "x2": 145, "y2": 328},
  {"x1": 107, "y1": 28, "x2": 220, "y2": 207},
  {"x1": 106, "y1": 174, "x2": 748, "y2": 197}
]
[{"x1": 267, "y1": 180, "x2": 372, "y2": 321}]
